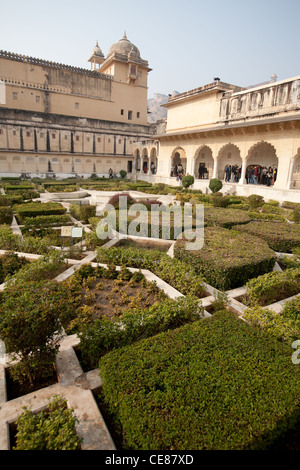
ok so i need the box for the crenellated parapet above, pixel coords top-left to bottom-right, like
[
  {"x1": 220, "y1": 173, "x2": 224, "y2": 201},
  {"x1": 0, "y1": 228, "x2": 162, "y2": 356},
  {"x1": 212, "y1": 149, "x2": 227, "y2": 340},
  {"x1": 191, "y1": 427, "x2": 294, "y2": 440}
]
[{"x1": 0, "y1": 50, "x2": 112, "y2": 80}]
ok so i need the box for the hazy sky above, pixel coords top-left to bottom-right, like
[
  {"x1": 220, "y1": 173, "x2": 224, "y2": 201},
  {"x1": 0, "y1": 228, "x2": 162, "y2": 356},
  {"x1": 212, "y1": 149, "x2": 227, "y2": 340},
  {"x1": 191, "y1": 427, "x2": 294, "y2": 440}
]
[{"x1": 1, "y1": 0, "x2": 299, "y2": 97}]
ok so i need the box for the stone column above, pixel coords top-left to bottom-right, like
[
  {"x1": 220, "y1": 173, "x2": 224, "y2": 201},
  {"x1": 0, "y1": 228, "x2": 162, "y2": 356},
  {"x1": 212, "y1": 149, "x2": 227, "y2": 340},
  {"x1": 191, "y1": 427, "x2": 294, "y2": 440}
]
[
  {"x1": 212, "y1": 158, "x2": 218, "y2": 179},
  {"x1": 273, "y1": 154, "x2": 290, "y2": 190},
  {"x1": 285, "y1": 156, "x2": 296, "y2": 189},
  {"x1": 239, "y1": 159, "x2": 247, "y2": 184}
]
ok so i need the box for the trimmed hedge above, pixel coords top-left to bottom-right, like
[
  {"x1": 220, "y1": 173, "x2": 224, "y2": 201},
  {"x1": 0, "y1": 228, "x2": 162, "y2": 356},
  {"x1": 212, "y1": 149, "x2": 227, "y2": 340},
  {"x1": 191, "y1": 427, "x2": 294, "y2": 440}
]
[
  {"x1": 23, "y1": 214, "x2": 71, "y2": 229},
  {"x1": 99, "y1": 311, "x2": 300, "y2": 450},
  {"x1": 0, "y1": 207, "x2": 13, "y2": 225},
  {"x1": 69, "y1": 204, "x2": 96, "y2": 223},
  {"x1": 78, "y1": 295, "x2": 200, "y2": 369},
  {"x1": 203, "y1": 206, "x2": 251, "y2": 229},
  {"x1": 232, "y1": 221, "x2": 300, "y2": 253},
  {"x1": 174, "y1": 227, "x2": 276, "y2": 290},
  {"x1": 245, "y1": 267, "x2": 300, "y2": 307},
  {"x1": 243, "y1": 296, "x2": 300, "y2": 342},
  {"x1": 16, "y1": 202, "x2": 67, "y2": 222}
]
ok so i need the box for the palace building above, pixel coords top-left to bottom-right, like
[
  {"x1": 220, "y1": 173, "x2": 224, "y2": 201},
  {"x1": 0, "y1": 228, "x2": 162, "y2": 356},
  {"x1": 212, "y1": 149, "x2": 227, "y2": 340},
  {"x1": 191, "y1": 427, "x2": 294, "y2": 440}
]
[
  {"x1": 0, "y1": 33, "x2": 156, "y2": 178},
  {"x1": 0, "y1": 34, "x2": 300, "y2": 202},
  {"x1": 137, "y1": 75, "x2": 300, "y2": 202}
]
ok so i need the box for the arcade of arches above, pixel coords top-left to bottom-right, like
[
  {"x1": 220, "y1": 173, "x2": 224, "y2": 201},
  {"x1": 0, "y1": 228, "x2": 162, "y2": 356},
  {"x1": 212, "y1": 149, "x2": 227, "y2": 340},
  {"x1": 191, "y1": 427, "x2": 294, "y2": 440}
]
[
  {"x1": 165, "y1": 141, "x2": 295, "y2": 188},
  {"x1": 134, "y1": 147, "x2": 158, "y2": 175}
]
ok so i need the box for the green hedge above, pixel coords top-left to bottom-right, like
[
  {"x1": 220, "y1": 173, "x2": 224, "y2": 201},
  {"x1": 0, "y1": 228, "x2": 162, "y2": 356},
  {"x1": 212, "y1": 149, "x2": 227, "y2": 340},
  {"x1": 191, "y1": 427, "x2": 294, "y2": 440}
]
[
  {"x1": 13, "y1": 395, "x2": 82, "y2": 450},
  {"x1": 243, "y1": 296, "x2": 300, "y2": 342},
  {"x1": 78, "y1": 295, "x2": 200, "y2": 369},
  {"x1": 232, "y1": 221, "x2": 300, "y2": 253},
  {"x1": 0, "y1": 225, "x2": 56, "y2": 254},
  {"x1": 5, "y1": 251, "x2": 66, "y2": 285},
  {"x1": 98, "y1": 311, "x2": 300, "y2": 450},
  {"x1": 0, "y1": 207, "x2": 13, "y2": 225},
  {"x1": 5, "y1": 184, "x2": 34, "y2": 191},
  {"x1": 16, "y1": 202, "x2": 67, "y2": 221},
  {"x1": 96, "y1": 246, "x2": 207, "y2": 298},
  {"x1": 174, "y1": 227, "x2": 276, "y2": 290},
  {"x1": 23, "y1": 214, "x2": 71, "y2": 229},
  {"x1": 69, "y1": 204, "x2": 96, "y2": 223},
  {"x1": 203, "y1": 207, "x2": 251, "y2": 229},
  {"x1": 245, "y1": 267, "x2": 300, "y2": 307},
  {"x1": 0, "y1": 252, "x2": 28, "y2": 284}
]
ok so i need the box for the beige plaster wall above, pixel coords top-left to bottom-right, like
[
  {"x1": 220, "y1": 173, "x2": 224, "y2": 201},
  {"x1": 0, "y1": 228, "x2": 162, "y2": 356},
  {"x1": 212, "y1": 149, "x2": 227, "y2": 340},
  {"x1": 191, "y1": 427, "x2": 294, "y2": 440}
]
[{"x1": 165, "y1": 92, "x2": 221, "y2": 132}]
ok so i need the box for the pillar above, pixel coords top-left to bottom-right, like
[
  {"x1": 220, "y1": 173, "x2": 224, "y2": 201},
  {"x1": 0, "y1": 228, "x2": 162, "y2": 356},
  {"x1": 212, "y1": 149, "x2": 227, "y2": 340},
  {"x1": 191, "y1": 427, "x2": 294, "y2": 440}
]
[
  {"x1": 239, "y1": 159, "x2": 247, "y2": 184},
  {"x1": 212, "y1": 158, "x2": 218, "y2": 179}
]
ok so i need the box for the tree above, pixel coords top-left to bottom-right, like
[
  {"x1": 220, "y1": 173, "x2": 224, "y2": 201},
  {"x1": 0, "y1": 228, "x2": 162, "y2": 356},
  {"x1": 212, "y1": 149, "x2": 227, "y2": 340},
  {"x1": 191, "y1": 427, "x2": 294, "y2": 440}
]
[
  {"x1": 119, "y1": 170, "x2": 127, "y2": 179},
  {"x1": 0, "y1": 280, "x2": 74, "y2": 387},
  {"x1": 209, "y1": 178, "x2": 223, "y2": 194},
  {"x1": 182, "y1": 175, "x2": 194, "y2": 188}
]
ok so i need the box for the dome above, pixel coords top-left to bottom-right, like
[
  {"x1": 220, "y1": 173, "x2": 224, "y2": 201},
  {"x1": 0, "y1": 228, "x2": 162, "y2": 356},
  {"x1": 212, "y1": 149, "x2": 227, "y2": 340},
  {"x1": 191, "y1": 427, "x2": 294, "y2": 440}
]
[
  {"x1": 91, "y1": 41, "x2": 104, "y2": 58},
  {"x1": 108, "y1": 32, "x2": 140, "y2": 58}
]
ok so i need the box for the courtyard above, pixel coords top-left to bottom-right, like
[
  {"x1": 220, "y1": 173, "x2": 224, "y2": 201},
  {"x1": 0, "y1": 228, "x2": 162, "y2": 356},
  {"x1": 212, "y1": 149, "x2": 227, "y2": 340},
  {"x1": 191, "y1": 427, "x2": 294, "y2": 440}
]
[{"x1": 0, "y1": 176, "x2": 299, "y2": 450}]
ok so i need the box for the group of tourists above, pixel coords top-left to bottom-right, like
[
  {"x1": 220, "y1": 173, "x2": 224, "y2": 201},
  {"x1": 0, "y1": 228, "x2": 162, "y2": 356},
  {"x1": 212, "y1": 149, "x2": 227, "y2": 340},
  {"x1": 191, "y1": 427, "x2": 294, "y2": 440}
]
[
  {"x1": 142, "y1": 161, "x2": 156, "y2": 175},
  {"x1": 170, "y1": 163, "x2": 185, "y2": 180},
  {"x1": 198, "y1": 165, "x2": 209, "y2": 179},
  {"x1": 246, "y1": 165, "x2": 277, "y2": 186},
  {"x1": 224, "y1": 164, "x2": 241, "y2": 182}
]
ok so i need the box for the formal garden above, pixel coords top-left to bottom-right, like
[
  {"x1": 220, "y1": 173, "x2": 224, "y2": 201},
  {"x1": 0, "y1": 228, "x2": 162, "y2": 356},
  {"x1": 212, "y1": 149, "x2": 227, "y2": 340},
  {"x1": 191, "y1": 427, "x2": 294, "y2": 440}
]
[{"x1": 0, "y1": 176, "x2": 299, "y2": 450}]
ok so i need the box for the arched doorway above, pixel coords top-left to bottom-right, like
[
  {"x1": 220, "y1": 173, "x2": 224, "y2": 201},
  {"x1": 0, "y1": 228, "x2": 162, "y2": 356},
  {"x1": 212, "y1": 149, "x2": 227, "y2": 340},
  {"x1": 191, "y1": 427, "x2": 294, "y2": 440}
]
[
  {"x1": 150, "y1": 147, "x2": 158, "y2": 175},
  {"x1": 170, "y1": 147, "x2": 187, "y2": 177},
  {"x1": 291, "y1": 153, "x2": 300, "y2": 189},
  {"x1": 217, "y1": 143, "x2": 242, "y2": 182},
  {"x1": 142, "y1": 149, "x2": 149, "y2": 174},
  {"x1": 246, "y1": 141, "x2": 278, "y2": 185},
  {"x1": 194, "y1": 146, "x2": 214, "y2": 179}
]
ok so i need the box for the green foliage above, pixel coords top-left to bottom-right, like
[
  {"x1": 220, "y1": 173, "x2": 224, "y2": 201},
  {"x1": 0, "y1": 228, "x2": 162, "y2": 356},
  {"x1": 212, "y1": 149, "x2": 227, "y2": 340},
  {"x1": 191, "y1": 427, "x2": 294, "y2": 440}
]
[
  {"x1": 0, "y1": 225, "x2": 21, "y2": 251},
  {"x1": 96, "y1": 246, "x2": 207, "y2": 298},
  {"x1": 212, "y1": 193, "x2": 230, "y2": 208},
  {"x1": 99, "y1": 311, "x2": 300, "y2": 450},
  {"x1": 233, "y1": 221, "x2": 300, "y2": 253},
  {"x1": 0, "y1": 207, "x2": 13, "y2": 224},
  {"x1": 247, "y1": 194, "x2": 264, "y2": 209},
  {"x1": 0, "y1": 252, "x2": 28, "y2": 284},
  {"x1": 209, "y1": 178, "x2": 223, "y2": 193},
  {"x1": 13, "y1": 395, "x2": 82, "y2": 450},
  {"x1": 182, "y1": 175, "x2": 194, "y2": 188},
  {"x1": 174, "y1": 227, "x2": 276, "y2": 290},
  {"x1": 119, "y1": 170, "x2": 127, "y2": 179},
  {"x1": 245, "y1": 268, "x2": 300, "y2": 307},
  {"x1": 281, "y1": 201, "x2": 300, "y2": 210},
  {"x1": 5, "y1": 251, "x2": 66, "y2": 286},
  {"x1": 203, "y1": 206, "x2": 251, "y2": 228},
  {"x1": 79, "y1": 295, "x2": 201, "y2": 368},
  {"x1": 23, "y1": 214, "x2": 71, "y2": 229},
  {"x1": 69, "y1": 203, "x2": 96, "y2": 223},
  {"x1": 291, "y1": 207, "x2": 300, "y2": 223},
  {"x1": 16, "y1": 202, "x2": 66, "y2": 222},
  {"x1": 243, "y1": 296, "x2": 300, "y2": 342},
  {"x1": 0, "y1": 280, "x2": 73, "y2": 386}
]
